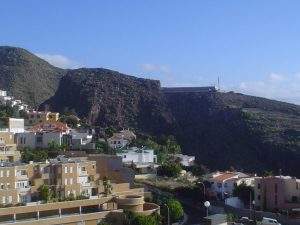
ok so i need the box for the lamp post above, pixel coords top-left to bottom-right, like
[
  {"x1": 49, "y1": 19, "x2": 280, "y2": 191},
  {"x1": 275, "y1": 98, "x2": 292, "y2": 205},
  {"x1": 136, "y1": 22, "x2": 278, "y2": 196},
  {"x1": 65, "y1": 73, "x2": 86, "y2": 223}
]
[
  {"x1": 252, "y1": 200, "x2": 256, "y2": 222},
  {"x1": 164, "y1": 203, "x2": 170, "y2": 225},
  {"x1": 197, "y1": 181, "x2": 206, "y2": 200},
  {"x1": 204, "y1": 201, "x2": 210, "y2": 217}
]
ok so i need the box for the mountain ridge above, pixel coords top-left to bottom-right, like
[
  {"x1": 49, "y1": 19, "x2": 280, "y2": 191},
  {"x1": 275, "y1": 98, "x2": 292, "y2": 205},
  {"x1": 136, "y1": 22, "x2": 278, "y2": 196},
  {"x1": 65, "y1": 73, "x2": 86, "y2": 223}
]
[{"x1": 0, "y1": 46, "x2": 299, "y2": 176}]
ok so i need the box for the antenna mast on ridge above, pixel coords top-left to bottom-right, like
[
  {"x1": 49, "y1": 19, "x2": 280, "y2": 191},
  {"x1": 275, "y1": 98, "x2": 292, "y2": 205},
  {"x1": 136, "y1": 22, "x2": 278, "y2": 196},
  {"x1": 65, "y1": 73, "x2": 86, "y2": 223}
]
[{"x1": 217, "y1": 76, "x2": 220, "y2": 91}]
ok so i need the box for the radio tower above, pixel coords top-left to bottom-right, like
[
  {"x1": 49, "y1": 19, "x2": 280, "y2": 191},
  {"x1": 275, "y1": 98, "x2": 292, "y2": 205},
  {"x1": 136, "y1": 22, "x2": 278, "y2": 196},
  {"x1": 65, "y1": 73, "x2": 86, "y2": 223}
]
[{"x1": 217, "y1": 76, "x2": 220, "y2": 91}]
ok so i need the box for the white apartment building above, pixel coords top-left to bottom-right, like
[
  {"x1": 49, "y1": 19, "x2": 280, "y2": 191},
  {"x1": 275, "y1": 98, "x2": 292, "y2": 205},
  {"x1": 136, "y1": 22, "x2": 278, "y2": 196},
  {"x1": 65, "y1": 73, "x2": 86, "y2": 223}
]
[
  {"x1": 0, "y1": 118, "x2": 24, "y2": 134},
  {"x1": 209, "y1": 171, "x2": 250, "y2": 199}
]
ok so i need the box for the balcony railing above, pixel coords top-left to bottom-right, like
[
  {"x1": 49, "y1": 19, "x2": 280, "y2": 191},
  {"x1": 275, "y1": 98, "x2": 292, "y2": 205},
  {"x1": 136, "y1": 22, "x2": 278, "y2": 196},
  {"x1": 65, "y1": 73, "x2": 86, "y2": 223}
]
[{"x1": 79, "y1": 170, "x2": 88, "y2": 176}]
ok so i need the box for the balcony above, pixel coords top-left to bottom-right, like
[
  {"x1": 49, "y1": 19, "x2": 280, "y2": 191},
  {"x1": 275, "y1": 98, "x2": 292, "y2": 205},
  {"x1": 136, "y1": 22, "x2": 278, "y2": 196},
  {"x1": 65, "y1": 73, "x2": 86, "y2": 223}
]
[
  {"x1": 17, "y1": 186, "x2": 31, "y2": 193},
  {"x1": 115, "y1": 195, "x2": 144, "y2": 206},
  {"x1": 79, "y1": 170, "x2": 88, "y2": 176},
  {"x1": 82, "y1": 182, "x2": 91, "y2": 187},
  {"x1": 16, "y1": 174, "x2": 28, "y2": 180}
]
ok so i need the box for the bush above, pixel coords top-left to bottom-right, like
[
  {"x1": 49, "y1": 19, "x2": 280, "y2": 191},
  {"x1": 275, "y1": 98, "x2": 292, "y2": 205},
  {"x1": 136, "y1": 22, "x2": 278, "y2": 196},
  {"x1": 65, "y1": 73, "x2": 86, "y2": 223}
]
[
  {"x1": 158, "y1": 162, "x2": 182, "y2": 177},
  {"x1": 123, "y1": 211, "x2": 161, "y2": 225},
  {"x1": 164, "y1": 199, "x2": 184, "y2": 223}
]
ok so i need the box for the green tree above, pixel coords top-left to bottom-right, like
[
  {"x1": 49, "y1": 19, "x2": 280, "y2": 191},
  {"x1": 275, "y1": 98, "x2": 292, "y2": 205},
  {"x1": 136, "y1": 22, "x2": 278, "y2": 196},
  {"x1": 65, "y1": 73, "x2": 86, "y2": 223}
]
[
  {"x1": 165, "y1": 199, "x2": 184, "y2": 223},
  {"x1": 21, "y1": 147, "x2": 48, "y2": 163},
  {"x1": 233, "y1": 182, "x2": 254, "y2": 205},
  {"x1": 39, "y1": 184, "x2": 53, "y2": 202},
  {"x1": 59, "y1": 114, "x2": 79, "y2": 128},
  {"x1": 103, "y1": 176, "x2": 113, "y2": 196},
  {"x1": 96, "y1": 141, "x2": 113, "y2": 154},
  {"x1": 123, "y1": 211, "x2": 161, "y2": 225},
  {"x1": 105, "y1": 127, "x2": 116, "y2": 138},
  {"x1": 158, "y1": 162, "x2": 182, "y2": 177}
]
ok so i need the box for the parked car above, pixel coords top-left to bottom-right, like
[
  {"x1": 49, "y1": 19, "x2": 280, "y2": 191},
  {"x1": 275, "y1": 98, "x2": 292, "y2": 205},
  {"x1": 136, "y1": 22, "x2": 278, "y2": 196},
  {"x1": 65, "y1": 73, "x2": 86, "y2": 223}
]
[{"x1": 257, "y1": 217, "x2": 281, "y2": 225}]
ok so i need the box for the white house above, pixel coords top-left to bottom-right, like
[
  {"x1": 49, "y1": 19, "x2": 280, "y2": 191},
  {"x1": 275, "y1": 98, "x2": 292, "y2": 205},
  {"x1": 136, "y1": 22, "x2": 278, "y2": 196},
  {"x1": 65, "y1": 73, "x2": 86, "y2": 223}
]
[
  {"x1": 108, "y1": 130, "x2": 136, "y2": 149},
  {"x1": 117, "y1": 147, "x2": 157, "y2": 165},
  {"x1": 69, "y1": 128, "x2": 94, "y2": 149},
  {"x1": 173, "y1": 154, "x2": 195, "y2": 167},
  {"x1": 209, "y1": 171, "x2": 250, "y2": 199},
  {"x1": 16, "y1": 121, "x2": 70, "y2": 149}
]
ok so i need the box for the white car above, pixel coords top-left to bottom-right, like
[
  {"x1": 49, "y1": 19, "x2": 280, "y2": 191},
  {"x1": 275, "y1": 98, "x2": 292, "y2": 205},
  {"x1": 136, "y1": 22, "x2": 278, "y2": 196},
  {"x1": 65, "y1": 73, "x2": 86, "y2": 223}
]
[{"x1": 259, "y1": 217, "x2": 281, "y2": 225}]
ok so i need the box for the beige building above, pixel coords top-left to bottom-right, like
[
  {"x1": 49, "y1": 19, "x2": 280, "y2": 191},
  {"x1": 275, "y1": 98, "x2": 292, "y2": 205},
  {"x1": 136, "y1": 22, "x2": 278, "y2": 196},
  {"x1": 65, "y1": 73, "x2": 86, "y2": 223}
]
[
  {"x1": 0, "y1": 132, "x2": 20, "y2": 162},
  {"x1": 253, "y1": 176, "x2": 300, "y2": 211},
  {"x1": 0, "y1": 156, "x2": 159, "y2": 225},
  {"x1": 25, "y1": 111, "x2": 59, "y2": 127}
]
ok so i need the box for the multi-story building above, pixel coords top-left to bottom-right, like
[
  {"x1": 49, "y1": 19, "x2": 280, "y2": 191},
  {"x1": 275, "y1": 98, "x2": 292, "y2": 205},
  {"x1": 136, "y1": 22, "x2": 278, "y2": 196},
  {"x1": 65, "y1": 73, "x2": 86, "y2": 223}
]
[
  {"x1": 208, "y1": 171, "x2": 250, "y2": 199},
  {"x1": 16, "y1": 121, "x2": 70, "y2": 149},
  {"x1": 0, "y1": 132, "x2": 20, "y2": 162},
  {"x1": 0, "y1": 117, "x2": 24, "y2": 134},
  {"x1": 117, "y1": 147, "x2": 159, "y2": 179},
  {"x1": 25, "y1": 111, "x2": 59, "y2": 127},
  {"x1": 0, "y1": 155, "x2": 159, "y2": 225},
  {"x1": 253, "y1": 176, "x2": 300, "y2": 211}
]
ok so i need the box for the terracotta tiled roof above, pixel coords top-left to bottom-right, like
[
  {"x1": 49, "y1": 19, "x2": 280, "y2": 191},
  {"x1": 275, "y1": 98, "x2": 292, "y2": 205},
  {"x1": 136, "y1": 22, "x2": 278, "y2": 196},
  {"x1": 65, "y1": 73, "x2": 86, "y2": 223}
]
[
  {"x1": 29, "y1": 121, "x2": 69, "y2": 133},
  {"x1": 211, "y1": 173, "x2": 238, "y2": 182}
]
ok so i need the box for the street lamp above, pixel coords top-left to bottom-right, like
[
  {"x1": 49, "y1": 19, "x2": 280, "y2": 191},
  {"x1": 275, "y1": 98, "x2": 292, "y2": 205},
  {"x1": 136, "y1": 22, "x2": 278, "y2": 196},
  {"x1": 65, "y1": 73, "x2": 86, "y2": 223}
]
[
  {"x1": 164, "y1": 204, "x2": 170, "y2": 225},
  {"x1": 197, "y1": 181, "x2": 206, "y2": 200},
  {"x1": 204, "y1": 201, "x2": 210, "y2": 217},
  {"x1": 252, "y1": 200, "x2": 256, "y2": 222}
]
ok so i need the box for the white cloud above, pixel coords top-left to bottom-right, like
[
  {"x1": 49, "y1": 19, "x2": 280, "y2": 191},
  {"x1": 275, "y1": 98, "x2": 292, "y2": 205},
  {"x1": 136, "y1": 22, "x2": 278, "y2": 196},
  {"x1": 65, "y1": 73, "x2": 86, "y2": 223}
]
[
  {"x1": 235, "y1": 73, "x2": 300, "y2": 105},
  {"x1": 269, "y1": 73, "x2": 285, "y2": 82},
  {"x1": 141, "y1": 63, "x2": 170, "y2": 74},
  {"x1": 35, "y1": 53, "x2": 81, "y2": 69}
]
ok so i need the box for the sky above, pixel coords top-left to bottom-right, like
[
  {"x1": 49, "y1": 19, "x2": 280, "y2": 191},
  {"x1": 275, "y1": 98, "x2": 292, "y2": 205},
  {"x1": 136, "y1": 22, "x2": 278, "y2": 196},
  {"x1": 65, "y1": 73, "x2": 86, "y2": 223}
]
[{"x1": 0, "y1": 0, "x2": 300, "y2": 104}]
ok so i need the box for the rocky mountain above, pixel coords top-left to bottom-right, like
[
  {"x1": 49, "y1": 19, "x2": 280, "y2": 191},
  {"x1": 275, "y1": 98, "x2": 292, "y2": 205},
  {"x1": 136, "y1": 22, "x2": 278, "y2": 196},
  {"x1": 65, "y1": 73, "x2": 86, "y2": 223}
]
[
  {"x1": 0, "y1": 46, "x2": 65, "y2": 106},
  {"x1": 42, "y1": 68, "x2": 174, "y2": 135},
  {"x1": 0, "y1": 47, "x2": 299, "y2": 176},
  {"x1": 43, "y1": 68, "x2": 300, "y2": 176}
]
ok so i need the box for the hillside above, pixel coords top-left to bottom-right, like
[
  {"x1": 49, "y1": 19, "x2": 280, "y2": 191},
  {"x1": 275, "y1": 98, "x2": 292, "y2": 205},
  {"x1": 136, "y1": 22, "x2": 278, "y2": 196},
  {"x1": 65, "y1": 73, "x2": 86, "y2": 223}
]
[
  {"x1": 164, "y1": 91, "x2": 300, "y2": 175},
  {"x1": 42, "y1": 68, "x2": 300, "y2": 176},
  {"x1": 0, "y1": 46, "x2": 65, "y2": 106},
  {"x1": 42, "y1": 68, "x2": 174, "y2": 135},
  {"x1": 0, "y1": 47, "x2": 299, "y2": 176}
]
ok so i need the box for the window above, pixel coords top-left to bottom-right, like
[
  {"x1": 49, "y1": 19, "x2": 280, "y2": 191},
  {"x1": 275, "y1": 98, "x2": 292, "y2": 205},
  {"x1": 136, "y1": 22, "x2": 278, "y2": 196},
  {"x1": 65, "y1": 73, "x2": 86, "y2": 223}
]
[
  {"x1": 0, "y1": 183, "x2": 4, "y2": 189},
  {"x1": 36, "y1": 136, "x2": 43, "y2": 143},
  {"x1": 224, "y1": 183, "x2": 228, "y2": 188},
  {"x1": 217, "y1": 183, "x2": 222, "y2": 188},
  {"x1": 275, "y1": 184, "x2": 278, "y2": 193},
  {"x1": 0, "y1": 171, "x2": 3, "y2": 177},
  {"x1": 257, "y1": 195, "x2": 261, "y2": 200},
  {"x1": 6, "y1": 183, "x2": 10, "y2": 188},
  {"x1": 257, "y1": 183, "x2": 261, "y2": 189},
  {"x1": 70, "y1": 178, "x2": 73, "y2": 185},
  {"x1": 6, "y1": 170, "x2": 9, "y2": 177},
  {"x1": 70, "y1": 167, "x2": 73, "y2": 173},
  {"x1": 65, "y1": 179, "x2": 68, "y2": 185},
  {"x1": 8, "y1": 196, "x2": 12, "y2": 203},
  {"x1": 2, "y1": 196, "x2": 5, "y2": 204},
  {"x1": 65, "y1": 166, "x2": 68, "y2": 173}
]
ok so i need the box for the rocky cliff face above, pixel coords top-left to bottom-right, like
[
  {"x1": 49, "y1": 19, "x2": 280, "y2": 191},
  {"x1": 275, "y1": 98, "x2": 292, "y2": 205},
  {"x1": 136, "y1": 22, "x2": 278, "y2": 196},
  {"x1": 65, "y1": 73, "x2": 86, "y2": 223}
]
[
  {"x1": 0, "y1": 46, "x2": 65, "y2": 106},
  {"x1": 42, "y1": 68, "x2": 174, "y2": 135},
  {"x1": 43, "y1": 68, "x2": 300, "y2": 176}
]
